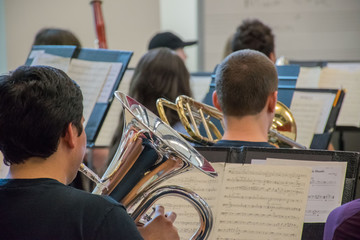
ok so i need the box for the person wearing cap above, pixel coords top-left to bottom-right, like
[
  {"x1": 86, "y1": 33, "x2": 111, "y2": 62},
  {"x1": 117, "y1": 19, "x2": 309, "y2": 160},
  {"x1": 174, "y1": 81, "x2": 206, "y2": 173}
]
[{"x1": 148, "y1": 32, "x2": 197, "y2": 61}]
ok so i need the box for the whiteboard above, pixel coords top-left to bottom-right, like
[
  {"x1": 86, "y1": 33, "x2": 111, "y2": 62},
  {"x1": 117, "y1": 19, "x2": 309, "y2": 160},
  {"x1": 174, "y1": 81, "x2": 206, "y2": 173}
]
[{"x1": 200, "y1": 0, "x2": 360, "y2": 71}]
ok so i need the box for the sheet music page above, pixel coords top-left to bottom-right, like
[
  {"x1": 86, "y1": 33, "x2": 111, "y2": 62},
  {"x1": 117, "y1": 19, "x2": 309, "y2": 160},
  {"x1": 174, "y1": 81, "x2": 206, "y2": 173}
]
[
  {"x1": 327, "y1": 63, "x2": 360, "y2": 72},
  {"x1": 290, "y1": 92, "x2": 322, "y2": 147},
  {"x1": 313, "y1": 92, "x2": 336, "y2": 134},
  {"x1": 94, "y1": 70, "x2": 133, "y2": 147},
  {"x1": 31, "y1": 52, "x2": 71, "y2": 72},
  {"x1": 0, "y1": 152, "x2": 8, "y2": 178},
  {"x1": 265, "y1": 159, "x2": 347, "y2": 223},
  {"x1": 97, "y1": 63, "x2": 123, "y2": 103},
  {"x1": 190, "y1": 75, "x2": 212, "y2": 102},
  {"x1": 156, "y1": 162, "x2": 225, "y2": 240},
  {"x1": 296, "y1": 67, "x2": 321, "y2": 88},
  {"x1": 213, "y1": 164, "x2": 311, "y2": 240},
  {"x1": 67, "y1": 59, "x2": 111, "y2": 126},
  {"x1": 319, "y1": 67, "x2": 360, "y2": 126}
]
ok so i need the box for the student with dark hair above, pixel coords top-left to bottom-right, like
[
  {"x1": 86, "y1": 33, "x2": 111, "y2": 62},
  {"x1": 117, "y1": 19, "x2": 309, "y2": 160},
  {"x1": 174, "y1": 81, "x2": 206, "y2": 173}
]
[
  {"x1": 232, "y1": 19, "x2": 275, "y2": 63},
  {"x1": 212, "y1": 49, "x2": 278, "y2": 148},
  {"x1": 0, "y1": 65, "x2": 179, "y2": 240},
  {"x1": 33, "y1": 28, "x2": 82, "y2": 47},
  {"x1": 108, "y1": 47, "x2": 192, "y2": 160}
]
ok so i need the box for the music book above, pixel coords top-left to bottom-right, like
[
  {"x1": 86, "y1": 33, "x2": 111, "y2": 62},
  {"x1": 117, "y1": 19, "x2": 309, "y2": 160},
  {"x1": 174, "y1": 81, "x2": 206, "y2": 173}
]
[
  {"x1": 157, "y1": 162, "x2": 313, "y2": 240},
  {"x1": 25, "y1": 45, "x2": 133, "y2": 146}
]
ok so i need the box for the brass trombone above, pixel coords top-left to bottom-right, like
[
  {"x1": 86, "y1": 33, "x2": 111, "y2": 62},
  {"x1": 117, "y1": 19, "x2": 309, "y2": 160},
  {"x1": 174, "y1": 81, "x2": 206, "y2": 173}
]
[
  {"x1": 79, "y1": 91, "x2": 217, "y2": 239},
  {"x1": 157, "y1": 95, "x2": 306, "y2": 149}
]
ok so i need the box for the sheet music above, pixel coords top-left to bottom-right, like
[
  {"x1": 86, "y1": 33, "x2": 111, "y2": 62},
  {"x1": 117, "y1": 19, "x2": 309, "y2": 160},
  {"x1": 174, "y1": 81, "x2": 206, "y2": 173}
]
[
  {"x1": 315, "y1": 93, "x2": 336, "y2": 133},
  {"x1": 94, "y1": 70, "x2": 134, "y2": 147},
  {"x1": 319, "y1": 67, "x2": 360, "y2": 126},
  {"x1": 190, "y1": 75, "x2": 212, "y2": 102},
  {"x1": 290, "y1": 92, "x2": 322, "y2": 147},
  {"x1": 265, "y1": 159, "x2": 347, "y2": 223},
  {"x1": 67, "y1": 59, "x2": 111, "y2": 126},
  {"x1": 97, "y1": 63, "x2": 123, "y2": 103},
  {"x1": 0, "y1": 152, "x2": 8, "y2": 178},
  {"x1": 31, "y1": 52, "x2": 71, "y2": 72},
  {"x1": 212, "y1": 164, "x2": 311, "y2": 240},
  {"x1": 157, "y1": 162, "x2": 225, "y2": 240},
  {"x1": 157, "y1": 163, "x2": 311, "y2": 240},
  {"x1": 296, "y1": 67, "x2": 321, "y2": 88}
]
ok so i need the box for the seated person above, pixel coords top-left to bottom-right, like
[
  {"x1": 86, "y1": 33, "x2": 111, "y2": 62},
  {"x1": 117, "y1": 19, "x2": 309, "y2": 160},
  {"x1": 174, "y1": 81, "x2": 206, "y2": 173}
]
[
  {"x1": 108, "y1": 47, "x2": 193, "y2": 161},
  {"x1": 323, "y1": 199, "x2": 360, "y2": 239},
  {"x1": 212, "y1": 49, "x2": 278, "y2": 148},
  {"x1": 33, "y1": 27, "x2": 82, "y2": 47},
  {"x1": 0, "y1": 65, "x2": 179, "y2": 240},
  {"x1": 148, "y1": 31, "x2": 197, "y2": 61},
  {"x1": 232, "y1": 18, "x2": 276, "y2": 63}
]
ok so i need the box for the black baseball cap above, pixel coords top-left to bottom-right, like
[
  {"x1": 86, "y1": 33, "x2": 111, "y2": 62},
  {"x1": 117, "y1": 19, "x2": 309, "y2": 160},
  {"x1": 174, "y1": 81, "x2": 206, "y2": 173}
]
[{"x1": 148, "y1": 32, "x2": 197, "y2": 50}]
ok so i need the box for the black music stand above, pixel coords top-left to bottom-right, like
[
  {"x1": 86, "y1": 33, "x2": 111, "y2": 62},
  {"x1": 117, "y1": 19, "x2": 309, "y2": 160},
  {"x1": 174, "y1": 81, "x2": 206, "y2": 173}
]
[{"x1": 196, "y1": 145, "x2": 360, "y2": 240}]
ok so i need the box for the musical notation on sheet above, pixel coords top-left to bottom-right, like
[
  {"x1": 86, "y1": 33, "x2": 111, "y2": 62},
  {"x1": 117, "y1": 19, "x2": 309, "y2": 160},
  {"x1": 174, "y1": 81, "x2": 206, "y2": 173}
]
[
  {"x1": 67, "y1": 59, "x2": 111, "y2": 127},
  {"x1": 157, "y1": 162, "x2": 311, "y2": 240},
  {"x1": 30, "y1": 52, "x2": 71, "y2": 73},
  {"x1": 265, "y1": 159, "x2": 347, "y2": 223}
]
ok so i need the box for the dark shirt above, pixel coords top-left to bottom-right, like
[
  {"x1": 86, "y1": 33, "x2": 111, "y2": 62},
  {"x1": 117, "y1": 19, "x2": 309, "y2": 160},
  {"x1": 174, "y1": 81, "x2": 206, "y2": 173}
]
[
  {"x1": 0, "y1": 178, "x2": 143, "y2": 240},
  {"x1": 214, "y1": 139, "x2": 276, "y2": 148},
  {"x1": 323, "y1": 199, "x2": 360, "y2": 240}
]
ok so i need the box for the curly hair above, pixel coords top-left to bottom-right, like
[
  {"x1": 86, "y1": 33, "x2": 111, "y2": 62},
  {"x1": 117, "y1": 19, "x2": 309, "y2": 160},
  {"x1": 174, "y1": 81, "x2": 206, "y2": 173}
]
[{"x1": 232, "y1": 19, "x2": 274, "y2": 58}]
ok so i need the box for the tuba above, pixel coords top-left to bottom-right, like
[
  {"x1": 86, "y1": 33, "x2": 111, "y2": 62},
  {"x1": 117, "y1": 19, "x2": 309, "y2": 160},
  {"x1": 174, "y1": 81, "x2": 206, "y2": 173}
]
[
  {"x1": 79, "y1": 91, "x2": 217, "y2": 239},
  {"x1": 157, "y1": 95, "x2": 306, "y2": 149}
]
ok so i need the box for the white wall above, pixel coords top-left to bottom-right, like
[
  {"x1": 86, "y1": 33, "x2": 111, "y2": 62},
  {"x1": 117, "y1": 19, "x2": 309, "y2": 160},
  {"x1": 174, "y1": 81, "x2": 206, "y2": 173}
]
[
  {"x1": 4, "y1": 0, "x2": 161, "y2": 71},
  {"x1": 159, "y1": 0, "x2": 198, "y2": 72},
  {"x1": 0, "y1": 0, "x2": 6, "y2": 74}
]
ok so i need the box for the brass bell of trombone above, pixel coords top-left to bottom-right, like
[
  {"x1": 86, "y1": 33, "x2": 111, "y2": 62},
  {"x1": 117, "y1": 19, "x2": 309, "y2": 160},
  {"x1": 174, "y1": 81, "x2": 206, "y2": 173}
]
[{"x1": 79, "y1": 91, "x2": 217, "y2": 240}]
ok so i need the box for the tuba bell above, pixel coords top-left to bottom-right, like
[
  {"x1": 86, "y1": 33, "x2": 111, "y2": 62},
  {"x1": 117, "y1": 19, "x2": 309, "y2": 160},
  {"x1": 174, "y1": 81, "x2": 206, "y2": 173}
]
[
  {"x1": 79, "y1": 91, "x2": 217, "y2": 240},
  {"x1": 157, "y1": 95, "x2": 306, "y2": 149}
]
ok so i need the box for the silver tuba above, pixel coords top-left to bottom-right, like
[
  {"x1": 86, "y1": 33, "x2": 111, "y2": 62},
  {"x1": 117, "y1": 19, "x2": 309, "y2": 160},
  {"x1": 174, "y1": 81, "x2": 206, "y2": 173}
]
[{"x1": 79, "y1": 91, "x2": 217, "y2": 240}]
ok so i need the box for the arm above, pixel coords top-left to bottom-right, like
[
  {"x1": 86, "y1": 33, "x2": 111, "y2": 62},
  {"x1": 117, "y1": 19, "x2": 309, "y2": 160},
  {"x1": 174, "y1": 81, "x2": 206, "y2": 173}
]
[{"x1": 137, "y1": 205, "x2": 180, "y2": 240}]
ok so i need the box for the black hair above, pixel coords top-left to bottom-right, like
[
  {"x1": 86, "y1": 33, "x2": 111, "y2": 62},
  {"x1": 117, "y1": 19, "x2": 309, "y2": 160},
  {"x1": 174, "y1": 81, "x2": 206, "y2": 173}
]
[{"x1": 0, "y1": 65, "x2": 83, "y2": 165}]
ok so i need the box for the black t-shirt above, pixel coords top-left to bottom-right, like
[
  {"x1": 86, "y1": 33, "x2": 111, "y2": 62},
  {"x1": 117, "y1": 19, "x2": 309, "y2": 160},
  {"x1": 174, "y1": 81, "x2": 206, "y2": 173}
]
[
  {"x1": 214, "y1": 139, "x2": 276, "y2": 148},
  {"x1": 0, "y1": 178, "x2": 143, "y2": 240}
]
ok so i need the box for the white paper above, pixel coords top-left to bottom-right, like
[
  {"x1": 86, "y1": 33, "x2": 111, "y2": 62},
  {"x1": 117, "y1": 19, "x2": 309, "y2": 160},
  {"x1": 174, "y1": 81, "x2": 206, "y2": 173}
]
[
  {"x1": 296, "y1": 67, "x2": 321, "y2": 88},
  {"x1": 290, "y1": 92, "x2": 321, "y2": 147},
  {"x1": 67, "y1": 59, "x2": 111, "y2": 126},
  {"x1": 97, "y1": 63, "x2": 123, "y2": 103},
  {"x1": 190, "y1": 75, "x2": 212, "y2": 102},
  {"x1": 319, "y1": 67, "x2": 360, "y2": 127},
  {"x1": 94, "y1": 69, "x2": 134, "y2": 147},
  {"x1": 31, "y1": 52, "x2": 71, "y2": 72},
  {"x1": 157, "y1": 162, "x2": 311, "y2": 240},
  {"x1": 0, "y1": 152, "x2": 8, "y2": 178},
  {"x1": 265, "y1": 158, "x2": 347, "y2": 223}
]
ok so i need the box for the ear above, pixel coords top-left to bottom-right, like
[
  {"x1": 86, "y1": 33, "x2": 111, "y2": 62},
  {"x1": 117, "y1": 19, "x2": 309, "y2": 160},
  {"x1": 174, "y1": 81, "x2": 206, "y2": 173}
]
[
  {"x1": 267, "y1": 91, "x2": 278, "y2": 113},
  {"x1": 269, "y1": 52, "x2": 276, "y2": 64},
  {"x1": 212, "y1": 91, "x2": 222, "y2": 112},
  {"x1": 63, "y1": 123, "x2": 76, "y2": 149}
]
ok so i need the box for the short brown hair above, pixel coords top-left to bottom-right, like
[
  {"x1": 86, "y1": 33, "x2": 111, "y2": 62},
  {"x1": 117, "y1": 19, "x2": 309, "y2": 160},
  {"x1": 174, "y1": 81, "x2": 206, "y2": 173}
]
[{"x1": 215, "y1": 49, "x2": 278, "y2": 117}]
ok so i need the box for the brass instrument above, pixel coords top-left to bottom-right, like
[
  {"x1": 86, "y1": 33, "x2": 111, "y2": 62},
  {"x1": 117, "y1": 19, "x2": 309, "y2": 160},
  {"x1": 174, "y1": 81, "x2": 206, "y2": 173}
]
[
  {"x1": 157, "y1": 95, "x2": 306, "y2": 149},
  {"x1": 79, "y1": 91, "x2": 217, "y2": 239}
]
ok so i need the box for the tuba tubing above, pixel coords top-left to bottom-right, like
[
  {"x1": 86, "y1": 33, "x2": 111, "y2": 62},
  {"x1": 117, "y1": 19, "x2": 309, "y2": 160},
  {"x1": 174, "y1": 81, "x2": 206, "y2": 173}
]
[{"x1": 79, "y1": 91, "x2": 217, "y2": 240}]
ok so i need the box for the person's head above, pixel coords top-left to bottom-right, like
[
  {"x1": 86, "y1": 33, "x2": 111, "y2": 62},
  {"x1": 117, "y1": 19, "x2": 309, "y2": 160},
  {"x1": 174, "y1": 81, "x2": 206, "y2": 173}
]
[
  {"x1": 232, "y1": 19, "x2": 275, "y2": 63},
  {"x1": 0, "y1": 65, "x2": 84, "y2": 169},
  {"x1": 129, "y1": 48, "x2": 192, "y2": 125},
  {"x1": 33, "y1": 28, "x2": 82, "y2": 47},
  {"x1": 213, "y1": 49, "x2": 278, "y2": 122},
  {"x1": 148, "y1": 32, "x2": 197, "y2": 61}
]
